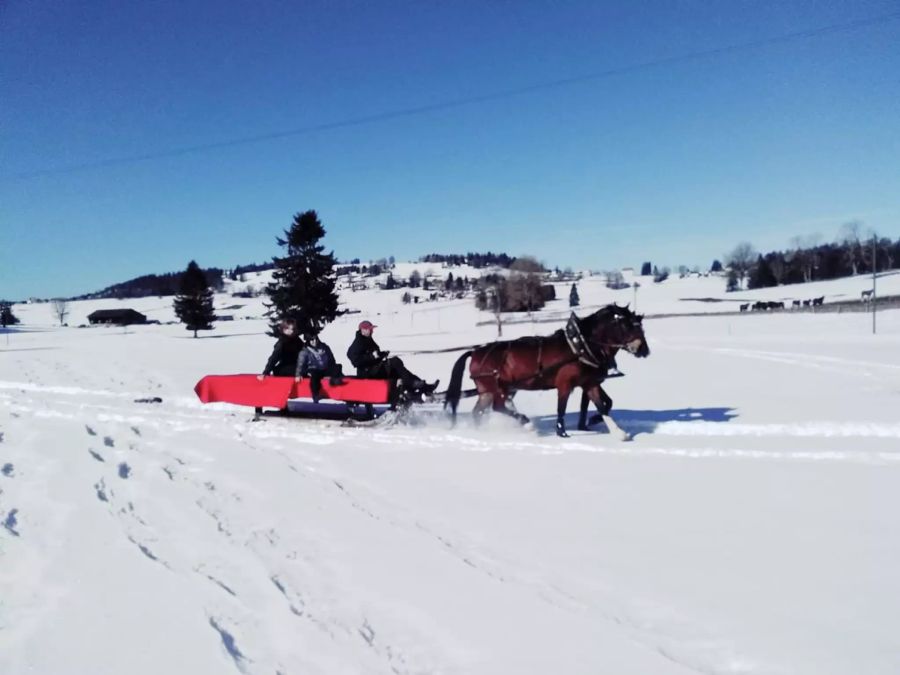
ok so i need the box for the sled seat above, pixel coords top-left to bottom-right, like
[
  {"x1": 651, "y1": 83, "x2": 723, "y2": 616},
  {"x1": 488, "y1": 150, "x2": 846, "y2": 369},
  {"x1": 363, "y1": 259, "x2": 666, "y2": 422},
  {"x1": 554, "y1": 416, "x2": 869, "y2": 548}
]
[{"x1": 194, "y1": 374, "x2": 393, "y2": 408}]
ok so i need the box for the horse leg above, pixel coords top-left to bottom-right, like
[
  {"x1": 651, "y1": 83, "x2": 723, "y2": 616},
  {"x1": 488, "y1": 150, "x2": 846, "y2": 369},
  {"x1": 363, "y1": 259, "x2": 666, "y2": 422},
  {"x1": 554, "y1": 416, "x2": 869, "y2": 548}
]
[
  {"x1": 556, "y1": 384, "x2": 573, "y2": 438},
  {"x1": 578, "y1": 389, "x2": 591, "y2": 430},
  {"x1": 472, "y1": 391, "x2": 494, "y2": 426},
  {"x1": 493, "y1": 389, "x2": 529, "y2": 425},
  {"x1": 587, "y1": 386, "x2": 613, "y2": 426},
  {"x1": 585, "y1": 384, "x2": 629, "y2": 441}
]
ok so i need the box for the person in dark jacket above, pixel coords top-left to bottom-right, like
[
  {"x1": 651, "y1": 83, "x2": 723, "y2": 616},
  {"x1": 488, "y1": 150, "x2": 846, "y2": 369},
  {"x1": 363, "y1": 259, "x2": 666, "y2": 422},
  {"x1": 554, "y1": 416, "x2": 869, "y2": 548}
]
[
  {"x1": 258, "y1": 319, "x2": 303, "y2": 378},
  {"x1": 347, "y1": 320, "x2": 438, "y2": 395},
  {"x1": 254, "y1": 318, "x2": 303, "y2": 417},
  {"x1": 295, "y1": 332, "x2": 344, "y2": 403}
]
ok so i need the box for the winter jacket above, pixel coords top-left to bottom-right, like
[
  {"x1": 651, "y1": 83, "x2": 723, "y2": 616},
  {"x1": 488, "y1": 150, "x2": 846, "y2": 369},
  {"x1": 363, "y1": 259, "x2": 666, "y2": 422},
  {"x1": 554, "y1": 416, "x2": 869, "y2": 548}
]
[
  {"x1": 296, "y1": 342, "x2": 337, "y2": 377},
  {"x1": 262, "y1": 335, "x2": 303, "y2": 376},
  {"x1": 347, "y1": 331, "x2": 383, "y2": 374}
]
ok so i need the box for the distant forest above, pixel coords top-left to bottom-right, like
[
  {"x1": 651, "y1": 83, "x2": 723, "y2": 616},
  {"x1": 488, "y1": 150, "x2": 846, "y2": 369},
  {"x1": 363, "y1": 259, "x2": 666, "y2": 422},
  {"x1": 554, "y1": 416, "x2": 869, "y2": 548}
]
[
  {"x1": 735, "y1": 232, "x2": 900, "y2": 291},
  {"x1": 419, "y1": 252, "x2": 516, "y2": 268},
  {"x1": 73, "y1": 268, "x2": 225, "y2": 300}
]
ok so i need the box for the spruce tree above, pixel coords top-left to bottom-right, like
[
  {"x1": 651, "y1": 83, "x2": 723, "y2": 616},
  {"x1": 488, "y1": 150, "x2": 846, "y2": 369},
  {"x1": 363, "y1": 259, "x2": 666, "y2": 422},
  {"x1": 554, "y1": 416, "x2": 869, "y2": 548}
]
[
  {"x1": 726, "y1": 268, "x2": 739, "y2": 292},
  {"x1": 174, "y1": 261, "x2": 216, "y2": 338},
  {"x1": 264, "y1": 210, "x2": 339, "y2": 335},
  {"x1": 748, "y1": 255, "x2": 777, "y2": 289},
  {"x1": 569, "y1": 283, "x2": 580, "y2": 307},
  {"x1": 1, "y1": 303, "x2": 20, "y2": 327}
]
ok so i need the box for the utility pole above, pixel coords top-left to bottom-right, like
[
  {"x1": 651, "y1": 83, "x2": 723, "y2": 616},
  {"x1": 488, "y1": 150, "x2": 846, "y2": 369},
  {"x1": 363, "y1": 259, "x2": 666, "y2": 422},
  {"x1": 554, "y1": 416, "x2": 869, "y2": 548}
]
[{"x1": 872, "y1": 233, "x2": 877, "y2": 335}]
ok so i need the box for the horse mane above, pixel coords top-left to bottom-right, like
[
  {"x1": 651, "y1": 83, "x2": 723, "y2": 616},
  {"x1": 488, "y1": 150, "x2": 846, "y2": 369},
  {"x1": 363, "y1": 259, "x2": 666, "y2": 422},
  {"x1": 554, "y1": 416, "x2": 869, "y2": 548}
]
[{"x1": 583, "y1": 303, "x2": 641, "y2": 329}]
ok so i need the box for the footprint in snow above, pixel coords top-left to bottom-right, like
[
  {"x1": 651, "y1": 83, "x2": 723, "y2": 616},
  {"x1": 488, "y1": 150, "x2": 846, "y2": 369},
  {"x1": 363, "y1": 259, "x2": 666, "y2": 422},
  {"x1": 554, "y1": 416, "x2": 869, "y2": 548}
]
[
  {"x1": 3, "y1": 508, "x2": 20, "y2": 536},
  {"x1": 103, "y1": 436, "x2": 115, "y2": 448},
  {"x1": 89, "y1": 450, "x2": 105, "y2": 462},
  {"x1": 118, "y1": 462, "x2": 131, "y2": 479},
  {"x1": 95, "y1": 479, "x2": 109, "y2": 502},
  {"x1": 1, "y1": 463, "x2": 13, "y2": 477},
  {"x1": 85, "y1": 425, "x2": 97, "y2": 436}
]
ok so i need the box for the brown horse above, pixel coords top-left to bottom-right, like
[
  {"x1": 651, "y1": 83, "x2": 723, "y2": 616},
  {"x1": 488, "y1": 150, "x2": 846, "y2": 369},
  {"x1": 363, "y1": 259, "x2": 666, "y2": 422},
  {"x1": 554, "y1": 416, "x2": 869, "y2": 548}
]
[{"x1": 445, "y1": 304, "x2": 650, "y2": 438}]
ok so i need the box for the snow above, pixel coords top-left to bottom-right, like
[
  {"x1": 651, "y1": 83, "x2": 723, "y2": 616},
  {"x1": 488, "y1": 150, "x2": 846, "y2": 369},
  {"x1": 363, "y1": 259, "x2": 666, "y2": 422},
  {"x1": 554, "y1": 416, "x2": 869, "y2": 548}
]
[{"x1": 2, "y1": 269, "x2": 900, "y2": 674}]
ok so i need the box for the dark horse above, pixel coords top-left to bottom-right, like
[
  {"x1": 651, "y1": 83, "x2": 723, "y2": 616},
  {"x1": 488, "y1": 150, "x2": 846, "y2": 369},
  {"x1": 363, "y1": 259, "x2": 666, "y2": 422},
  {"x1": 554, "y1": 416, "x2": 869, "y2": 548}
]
[{"x1": 445, "y1": 304, "x2": 650, "y2": 438}]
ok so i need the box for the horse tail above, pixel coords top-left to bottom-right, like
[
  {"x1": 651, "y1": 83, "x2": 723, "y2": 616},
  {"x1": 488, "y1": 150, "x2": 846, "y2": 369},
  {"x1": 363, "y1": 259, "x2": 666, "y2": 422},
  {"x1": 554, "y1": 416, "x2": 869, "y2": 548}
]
[{"x1": 445, "y1": 350, "x2": 474, "y2": 417}]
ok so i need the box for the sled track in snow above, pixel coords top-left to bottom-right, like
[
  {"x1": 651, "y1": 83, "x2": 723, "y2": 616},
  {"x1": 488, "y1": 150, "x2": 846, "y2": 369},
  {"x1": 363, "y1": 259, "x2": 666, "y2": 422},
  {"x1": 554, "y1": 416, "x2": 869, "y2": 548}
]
[{"x1": 4, "y1": 379, "x2": 900, "y2": 465}]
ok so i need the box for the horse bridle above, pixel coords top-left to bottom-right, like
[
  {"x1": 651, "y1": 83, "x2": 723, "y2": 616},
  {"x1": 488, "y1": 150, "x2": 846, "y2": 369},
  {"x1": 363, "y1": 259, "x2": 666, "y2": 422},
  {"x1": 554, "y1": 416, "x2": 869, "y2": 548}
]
[{"x1": 567, "y1": 313, "x2": 642, "y2": 366}]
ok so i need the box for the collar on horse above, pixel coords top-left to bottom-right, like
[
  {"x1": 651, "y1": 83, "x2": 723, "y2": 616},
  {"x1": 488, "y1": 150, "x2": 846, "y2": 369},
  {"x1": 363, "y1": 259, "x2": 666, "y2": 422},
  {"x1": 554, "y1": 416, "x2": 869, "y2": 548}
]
[{"x1": 565, "y1": 313, "x2": 605, "y2": 368}]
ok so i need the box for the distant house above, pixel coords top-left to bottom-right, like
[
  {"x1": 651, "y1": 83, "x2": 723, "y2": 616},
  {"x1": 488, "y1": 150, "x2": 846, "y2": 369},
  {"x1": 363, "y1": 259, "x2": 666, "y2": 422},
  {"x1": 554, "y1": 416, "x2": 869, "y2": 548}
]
[{"x1": 87, "y1": 309, "x2": 147, "y2": 325}]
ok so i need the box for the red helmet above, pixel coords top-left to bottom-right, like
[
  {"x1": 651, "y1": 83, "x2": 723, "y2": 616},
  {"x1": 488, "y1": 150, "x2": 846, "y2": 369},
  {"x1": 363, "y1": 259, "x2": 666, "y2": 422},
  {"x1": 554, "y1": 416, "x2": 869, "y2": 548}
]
[{"x1": 359, "y1": 320, "x2": 376, "y2": 331}]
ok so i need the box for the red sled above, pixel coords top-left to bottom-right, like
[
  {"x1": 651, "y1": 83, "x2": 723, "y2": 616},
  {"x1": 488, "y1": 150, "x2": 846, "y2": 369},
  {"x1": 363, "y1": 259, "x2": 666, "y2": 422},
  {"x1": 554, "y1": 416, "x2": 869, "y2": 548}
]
[{"x1": 194, "y1": 374, "x2": 393, "y2": 411}]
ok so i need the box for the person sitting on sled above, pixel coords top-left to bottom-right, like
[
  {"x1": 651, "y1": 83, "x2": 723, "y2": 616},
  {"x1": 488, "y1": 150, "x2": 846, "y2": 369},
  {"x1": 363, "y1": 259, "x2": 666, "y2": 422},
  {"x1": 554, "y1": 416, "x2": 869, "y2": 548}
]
[
  {"x1": 347, "y1": 320, "x2": 438, "y2": 396},
  {"x1": 258, "y1": 318, "x2": 303, "y2": 380},
  {"x1": 254, "y1": 318, "x2": 303, "y2": 417},
  {"x1": 295, "y1": 332, "x2": 344, "y2": 403}
]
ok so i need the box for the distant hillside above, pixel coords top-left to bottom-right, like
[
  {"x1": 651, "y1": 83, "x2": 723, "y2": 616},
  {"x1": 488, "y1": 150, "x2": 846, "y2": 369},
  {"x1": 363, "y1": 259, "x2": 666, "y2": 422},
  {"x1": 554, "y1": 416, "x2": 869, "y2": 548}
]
[{"x1": 73, "y1": 268, "x2": 225, "y2": 300}]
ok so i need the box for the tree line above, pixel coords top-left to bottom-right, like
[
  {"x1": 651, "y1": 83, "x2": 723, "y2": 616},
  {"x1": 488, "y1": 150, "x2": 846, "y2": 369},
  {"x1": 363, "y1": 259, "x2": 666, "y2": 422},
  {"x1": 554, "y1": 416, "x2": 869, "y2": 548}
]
[
  {"x1": 73, "y1": 268, "x2": 225, "y2": 301},
  {"x1": 419, "y1": 252, "x2": 517, "y2": 268},
  {"x1": 726, "y1": 223, "x2": 900, "y2": 291}
]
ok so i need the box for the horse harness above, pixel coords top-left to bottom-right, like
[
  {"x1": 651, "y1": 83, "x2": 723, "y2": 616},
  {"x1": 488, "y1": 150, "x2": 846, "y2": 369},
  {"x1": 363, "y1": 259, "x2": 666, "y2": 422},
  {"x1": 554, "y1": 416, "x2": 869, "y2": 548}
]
[{"x1": 470, "y1": 313, "x2": 622, "y2": 386}]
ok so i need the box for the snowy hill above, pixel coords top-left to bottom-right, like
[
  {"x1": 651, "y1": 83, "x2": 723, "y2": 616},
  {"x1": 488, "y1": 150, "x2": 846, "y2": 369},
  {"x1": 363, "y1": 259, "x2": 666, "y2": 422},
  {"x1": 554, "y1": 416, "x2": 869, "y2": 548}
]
[
  {"x1": 11, "y1": 263, "x2": 900, "y2": 330},
  {"x1": 2, "y1": 267, "x2": 900, "y2": 674}
]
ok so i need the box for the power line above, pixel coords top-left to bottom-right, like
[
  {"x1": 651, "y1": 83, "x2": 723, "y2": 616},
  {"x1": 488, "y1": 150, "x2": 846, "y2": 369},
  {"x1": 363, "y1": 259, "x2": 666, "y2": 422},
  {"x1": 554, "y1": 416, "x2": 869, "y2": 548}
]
[{"x1": 7, "y1": 10, "x2": 900, "y2": 181}]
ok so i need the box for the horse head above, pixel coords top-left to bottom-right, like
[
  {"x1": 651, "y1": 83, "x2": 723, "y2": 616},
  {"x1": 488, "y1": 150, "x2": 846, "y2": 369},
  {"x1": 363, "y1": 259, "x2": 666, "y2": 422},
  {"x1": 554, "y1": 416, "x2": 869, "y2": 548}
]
[{"x1": 585, "y1": 304, "x2": 650, "y2": 358}]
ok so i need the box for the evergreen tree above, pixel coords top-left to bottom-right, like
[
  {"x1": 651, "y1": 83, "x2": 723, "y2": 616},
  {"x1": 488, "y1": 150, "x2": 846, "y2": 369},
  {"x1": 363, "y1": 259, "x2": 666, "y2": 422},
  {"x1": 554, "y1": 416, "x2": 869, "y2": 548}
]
[
  {"x1": 748, "y1": 255, "x2": 777, "y2": 289},
  {"x1": 710, "y1": 259, "x2": 723, "y2": 272},
  {"x1": 641, "y1": 261, "x2": 652, "y2": 276},
  {"x1": 1, "y1": 303, "x2": 20, "y2": 327},
  {"x1": 569, "y1": 283, "x2": 580, "y2": 307},
  {"x1": 174, "y1": 261, "x2": 216, "y2": 337},
  {"x1": 726, "y1": 268, "x2": 739, "y2": 292},
  {"x1": 385, "y1": 273, "x2": 397, "y2": 290},
  {"x1": 264, "y1": 210, "x2": 339, "y2": 335}
]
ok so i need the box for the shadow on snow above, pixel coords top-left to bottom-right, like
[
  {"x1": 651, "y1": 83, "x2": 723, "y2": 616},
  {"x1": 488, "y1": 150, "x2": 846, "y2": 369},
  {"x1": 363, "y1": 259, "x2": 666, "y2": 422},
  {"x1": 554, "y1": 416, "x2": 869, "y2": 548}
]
[{"x1": 531, "y1": 406, "x2": 738, "y2": 437}]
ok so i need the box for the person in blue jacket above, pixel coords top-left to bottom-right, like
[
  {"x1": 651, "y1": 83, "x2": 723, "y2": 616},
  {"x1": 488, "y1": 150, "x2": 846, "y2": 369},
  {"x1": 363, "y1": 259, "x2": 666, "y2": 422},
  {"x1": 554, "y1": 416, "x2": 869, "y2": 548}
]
[{"x1": 295, "y1": 332, "x2": 344, "y2": 402}]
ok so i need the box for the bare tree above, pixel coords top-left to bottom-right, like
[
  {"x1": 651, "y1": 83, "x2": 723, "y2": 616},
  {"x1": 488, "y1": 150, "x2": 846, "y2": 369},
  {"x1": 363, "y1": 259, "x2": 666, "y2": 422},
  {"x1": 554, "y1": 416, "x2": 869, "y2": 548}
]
[
  {"x1": 52, "y1": 299, "x2": 69, "y2": 326},
  {"x1": 769, "y1": 255, "x2": 787, "y2": 285},
  {"x1": 839, "y1": 221, "x2": 864, "y2": 275},
  {"x1": 510, "y1": 256, "x2": 544, "y2": 274},
  {"x1": 605, "y1": 270, "x2": 626, "y2": 289},
  {"x1": 789, "y1": 233, "x2": 821, "y2": 282},
  {"x1": 726, "y1": 242, "x2": 756, "y2": 290}
]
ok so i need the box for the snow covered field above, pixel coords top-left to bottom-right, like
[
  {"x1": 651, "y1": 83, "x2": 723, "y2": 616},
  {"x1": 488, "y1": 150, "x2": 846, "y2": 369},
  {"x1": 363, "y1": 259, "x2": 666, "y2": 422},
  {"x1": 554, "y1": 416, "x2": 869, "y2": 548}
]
[{"x1": 2, "y1": 272, "x2": 900, "y2": 674}]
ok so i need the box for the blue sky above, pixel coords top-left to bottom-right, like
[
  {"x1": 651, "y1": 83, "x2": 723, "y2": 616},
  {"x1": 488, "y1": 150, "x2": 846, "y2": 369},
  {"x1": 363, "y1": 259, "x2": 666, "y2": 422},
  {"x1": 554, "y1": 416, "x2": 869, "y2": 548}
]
[{"x1": 2, "y1": 0, "x2": 899, "y2": 298}]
